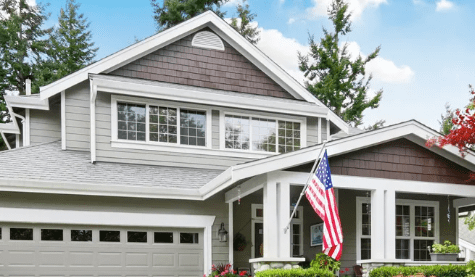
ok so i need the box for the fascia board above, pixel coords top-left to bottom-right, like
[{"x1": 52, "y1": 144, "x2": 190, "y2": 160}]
[
  {"x1": 327, "y1": 110, "x2": 350, "y2": 134},
  {"x1": 4, "y1": 95, "x2": 49, "y2": 110},
  {"x1": 199, "y1": 167, "x2": 233, "y2": 198},
  {"x1": 0, "y1": 97, "x2": 21, "y2": 134},
  {"x1": 0, "y1": 178, "x2": 203, "y2": 200},
  {"x1": 39, "y1": 12, "x2": 216, "y2": 100},
  {"x1": 92, "y1": 75, "x2": 330, "y2": 117}
]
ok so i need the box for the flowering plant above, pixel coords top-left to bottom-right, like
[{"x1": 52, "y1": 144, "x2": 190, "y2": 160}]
[{"x1": 205, "y1": 263, "x2": 250, "y2": 277}]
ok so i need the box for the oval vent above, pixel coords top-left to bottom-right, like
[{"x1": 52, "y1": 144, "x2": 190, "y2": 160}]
[{"x1": 192, "y1": 31, "x2": 225, "y2": 51}]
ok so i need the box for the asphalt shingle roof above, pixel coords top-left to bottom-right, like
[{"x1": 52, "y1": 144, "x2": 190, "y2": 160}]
[{"x1": 0, "y1": 141, "x2": 223, "y2": 189}]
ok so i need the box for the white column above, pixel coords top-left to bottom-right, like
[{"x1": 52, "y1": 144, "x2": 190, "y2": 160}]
[
  {"x1": 371, "y1": 189, "x2": 385, "y2": 260},
  {"x1": 385, "y1": 189, "x2": 396, "y2": 259},
  {"x1": 263, "y1": 180, "x2": 278, "y2": 257},
  {"x1": 326, "y1": 119, "x2": 330, "y2": 140},
  {"x1": 278, "y1": 182, "x2": 291, "y2": 258},
  {"x1": 318, "y1": 117, "x2": 322, "y2": 144},
  {"x1": 229, "y1": 202, "x2": 234, "y2": 266}
]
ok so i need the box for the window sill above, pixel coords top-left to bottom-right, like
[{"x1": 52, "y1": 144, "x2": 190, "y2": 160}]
[{"x1": 110, "y1": 140, "x2": 276, "y2": 159}]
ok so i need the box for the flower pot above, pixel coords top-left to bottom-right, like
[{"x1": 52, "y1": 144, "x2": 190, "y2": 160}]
[{"x1": 429, "y1": 253, "x2": 459, "y2": 261}]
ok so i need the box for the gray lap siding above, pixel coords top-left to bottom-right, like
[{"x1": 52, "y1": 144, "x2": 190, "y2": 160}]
[
  {"x1": 65, "y1": 81, "x2": 90, "y2": 151},
  {"x1": 29, "y1": 99, "x2": 61, "y2": 145}
]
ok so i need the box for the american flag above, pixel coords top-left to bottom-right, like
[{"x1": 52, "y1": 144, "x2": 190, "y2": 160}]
[{"x1": 305, "y1": 150, "x2": 343, "y2": 260}]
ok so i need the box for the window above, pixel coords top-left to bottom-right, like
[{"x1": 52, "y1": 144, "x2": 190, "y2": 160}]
[
  {"x1": 357, "y1": 198, "x2": 438, "y2": 262},
  {"x1": 10, "y1": 228, "x2": 33, "y2": 240},
  {"x1": 0, "y1": 228, "x2": 2, "y2": 240},
  {"x1": 154, "y1": 232, "x2": 173, "y2": 243},
  {"x1": 71, "y1": 230, "x2": 92, "y2": 241},
  {"x1": 41, "y1": 229, "x2": 63, "y2": 241},
  {"x1": 290, "y1": 206, "x2": 303, "y2": 257},
  {"x1": 224, "y1": 114, "x2": 303, "y2": 154},
  {"x1": 117, "y1": 103, "x2": 146, "y2": 141},
  {"x1": 115, "y1": 100, "x2": 208, "y2": 147},
  {"x1": 180, "y1": 233, "x2": 199, "y2": 244},
  {"x1": 127, "y1": 231, "x2": 147, "y2": 243},
  {"x1": 100, "y1": 230, "x2": 120, "y2": 242}
]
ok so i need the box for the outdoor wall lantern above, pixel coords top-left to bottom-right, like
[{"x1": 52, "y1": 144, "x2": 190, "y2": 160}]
[{"x1": 218, "y1": 222, "x2": 228, "y2": 242}]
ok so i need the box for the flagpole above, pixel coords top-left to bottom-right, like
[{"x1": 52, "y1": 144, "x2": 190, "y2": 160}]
[{"x1": 284, "y1": 141, "x2": 327, "y2": 233}]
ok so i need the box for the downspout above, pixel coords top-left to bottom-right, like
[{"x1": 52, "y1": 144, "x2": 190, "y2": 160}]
[
  {"x1": 24, "y1": 79, "x2": 31, "y2": 146},
  {"x1": 90, "y1": 78, "x2": 97, "y2": 164}
]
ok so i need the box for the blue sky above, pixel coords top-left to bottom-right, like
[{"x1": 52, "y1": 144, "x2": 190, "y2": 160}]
[{"x1": 40, "y1": 0, "x2": 475, "y2": 130}]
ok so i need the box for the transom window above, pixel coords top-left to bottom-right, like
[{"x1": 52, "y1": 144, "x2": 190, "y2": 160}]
[
  {"x1": 357, "y1": 199, "x2": 438, "y2": 262},
  {"x1": 224, "y1": 114, "x2": 302, "y2": 154},
  {"x1": 116, "y1": 101, "x2": 208, "y2": 147}
]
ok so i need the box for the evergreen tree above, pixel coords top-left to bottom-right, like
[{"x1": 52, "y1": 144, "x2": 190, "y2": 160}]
[
  {"x1": 230, "y1": 0, "x2": 260, "y2": 45},
  {"x1": 298, "y1": 0, "x2": 382, "y2": 127},
  {"x1": 151, "y1": 0, "x2": 228, "y2": 31},
  {"x1": 34, "y1": 0, "x2": 97, "y2": 92},
  {"x1": 0, "y1": 0, "x2": 52, "y2": 95}
]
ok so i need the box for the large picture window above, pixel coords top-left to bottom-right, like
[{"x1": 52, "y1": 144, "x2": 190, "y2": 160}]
[
  {"x1": 115, "y1": 100, "x2": 208, "y2": 147},
  {"x1": 357, "y1": 198, "x2": 438, "y2": 262},
  {"x1": 224, "y1": 114, "x2": 302, "y2": 154}
]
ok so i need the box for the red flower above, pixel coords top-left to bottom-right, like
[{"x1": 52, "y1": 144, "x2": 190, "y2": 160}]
[
  {"x1": 346, "y1": 268, "x2": 350, "y2": 271},
  {"x1": 239, "y1": 271, "x2": 247, "y2": 276}
]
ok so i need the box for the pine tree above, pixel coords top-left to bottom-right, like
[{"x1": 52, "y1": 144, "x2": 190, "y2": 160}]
[
  {"x1": 34, "y1": 0, "x2": 98, "y2": 92},
  {"x1": 0, "y1": 0, "x2": 52, "y2": 95},
  {"x1": 298, "y1": 0, "x2": 382, "y2": 127},
  {"x1": 230, "y1": 0, "x2": 260, "y2": 45},
  {"x1": 151, "y1": 0, "x2": 228, "y2": 31}
]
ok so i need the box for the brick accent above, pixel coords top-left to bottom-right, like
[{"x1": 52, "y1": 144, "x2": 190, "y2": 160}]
[
  {"x1": 110, "y1": 29, "x2": 295, "y2": 99},
  {"x1": 329, "y1": 138, "x2": 475, "y2": 185}
]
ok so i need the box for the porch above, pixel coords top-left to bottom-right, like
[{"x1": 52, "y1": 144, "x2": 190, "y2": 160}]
[{"x1": 224, "y1": 171, "x2": 475, "y2": 276}]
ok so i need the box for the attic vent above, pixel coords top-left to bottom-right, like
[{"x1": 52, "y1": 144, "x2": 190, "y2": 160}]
[{"x1": 192, "y1": 31, "x2": 225, "y2": 51}]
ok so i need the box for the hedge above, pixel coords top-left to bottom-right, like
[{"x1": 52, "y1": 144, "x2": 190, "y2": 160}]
[
  {"x1": 255, "y1": 268, "x2": 334, "y2": 277},
  {"x1": 369, "y1": 263, "x2": 473, "y2": 277}
]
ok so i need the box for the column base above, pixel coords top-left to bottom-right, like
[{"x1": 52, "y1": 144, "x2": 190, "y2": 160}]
[{"x1": 249, "y1": 257, "x2": 305, "y2": 272}]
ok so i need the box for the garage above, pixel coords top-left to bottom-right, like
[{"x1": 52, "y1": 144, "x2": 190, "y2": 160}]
[{"x1": 0, "y1": 224, "x2": 204, "y2": 277}]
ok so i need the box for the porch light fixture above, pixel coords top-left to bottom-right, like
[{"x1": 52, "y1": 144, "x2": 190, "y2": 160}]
[{"x1": 218, "y1": 223, "x2": 228, "y2": 242}]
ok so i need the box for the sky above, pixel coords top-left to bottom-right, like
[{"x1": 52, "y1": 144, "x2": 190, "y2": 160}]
[{"x1": 37, "y1": 0, "x2": 475, "y2": 130}]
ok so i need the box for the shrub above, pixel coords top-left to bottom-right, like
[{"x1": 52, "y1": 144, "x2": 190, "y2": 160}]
[
  {"x1": 369, "y1": 263, "x2": 473, "y2": 277},
  {"x1": 255, "y1": 267, "x2": 333, "y2": 277},
  {"x1": 431, "y1": 240, "x2": 460, "y2": 254},
  {"x1": 310, "y1": 253, "x2": 341, "y2": 274},
  {"x1": 206, "y1": 263, "x2": 249, "y2": 277}
]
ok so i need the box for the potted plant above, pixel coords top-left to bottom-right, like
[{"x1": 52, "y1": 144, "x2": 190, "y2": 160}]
[{"x1": 429, "y1": 240, "x2": 460, "y2": 261}]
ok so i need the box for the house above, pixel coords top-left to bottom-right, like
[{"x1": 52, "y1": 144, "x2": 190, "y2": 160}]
[{"x1": 1, "y1": 11, "x2": 475, "y2": 277}]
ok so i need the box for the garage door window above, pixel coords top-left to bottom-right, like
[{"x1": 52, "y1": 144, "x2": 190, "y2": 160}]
[
  {"x1": 154, "y1": 232, "x2": 173, "y2": 243},
  {"x1": 10, "y1": 228, "x2": 33, "y2": 240},
  {"x1": 128, "y1": 231, "x2": 147, "y2": 243},
  {"x1": 41, "y1": 229, "x2": 63, "y2": 241},
  {"x1": 71, "y1": 230, "x2": 92, "y2": 241},
  {"x1": 180, "y1": 232, "x2": 199, "y2": 244},
  {"x1": 100, "y1": 230, "x2": 120, "y2": 242},
  {"x1": 0, "y1": 228, "x2": 2, "y2": 239}
]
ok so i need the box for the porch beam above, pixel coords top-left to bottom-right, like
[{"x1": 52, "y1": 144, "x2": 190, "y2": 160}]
[
  {"x1": 453, "y1": 197, "x2": 475, "y2": 208},
  {"x1": 270, "y1": 171, "x2": 475, "y2": 198},
  {"x1": 371, "y1": 189, "x2": 385, "y2": 260},
  {"x1": 225, "y1": 174, "x2": 266, "y2": 203}
]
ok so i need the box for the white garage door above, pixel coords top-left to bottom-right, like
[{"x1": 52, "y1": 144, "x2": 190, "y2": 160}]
[{"x1": 0, "y1": 224, "x2": 204, "y2": 277}]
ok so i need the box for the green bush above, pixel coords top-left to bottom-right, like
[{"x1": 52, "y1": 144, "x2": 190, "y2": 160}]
[
  {"x1": 369, "y1": 262, "x2": 474, "y2": 277},
  {"x1": 255, "y1": 267, "x2": 334, "y2": 277},
  {"x1": 310, "y1": 253, "x2": 341, "y2": 274},
  {"x1": 431, "y1": 240, "x2": 460, "y2": 254}
]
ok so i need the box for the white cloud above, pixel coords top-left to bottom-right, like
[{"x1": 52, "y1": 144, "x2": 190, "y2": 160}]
[
  {"x1": 287, "y1": 18, "x2": 295, "y2": 24},
  {"x1": 0, "y1": 0, "x2": 37, "y2": 19},
  {"x1": 345, "y1": 41, "x2": 415, "y2": 84},
  {"x1": 223, "y1": 0, "x2": 243, "y2": 7},
  {"x1": 306, "y1": 0, "x2": 387, "y2": 20},
  {"x1": 436, "y1": 0, "x2": 454, "y2": 11}
]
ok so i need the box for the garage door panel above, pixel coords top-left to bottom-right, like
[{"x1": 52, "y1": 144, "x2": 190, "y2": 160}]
[
  {"x1": 38, "y1": 251, "x2": 66, "y2": 267},
  {"x1": 7, "y1": 250, "x2": 36, "y2": 266},
  {"x1": 152, "y1": 253, "x2": 175, "y2": 267},
  {"x1": 178, "y1": 253, "x2": 201, "y2": 267},
  {"x1": 69, "y1": 251, "x2": 95, "y2": 267},
  {"x1": 98, "y1": 252, "x2": 122, "y2": 267},
  {"x1": 125, "y1": 252, "x2": 148, "y2": 267}
]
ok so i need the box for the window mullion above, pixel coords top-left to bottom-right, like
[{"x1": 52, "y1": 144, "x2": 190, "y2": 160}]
[
  {"x1": 249, "y1": 117, "x2": 253, "y2": 152},
  {"x1": 146, "y1": 105, "x2": 150, "y2": 143},
  {"x1": 275, "y1": 121, "x2": 279, "y2": 153},
  {"x1": 177, "y1": 108, "x2": 181, "y2": 145}
]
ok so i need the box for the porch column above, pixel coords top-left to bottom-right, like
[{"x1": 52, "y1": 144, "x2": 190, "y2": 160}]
[
  {"x1": 263, "y1": 179, "x2": 278, "y2": 256},
  {"x1": 385, "y1": 189, "x2": 396, "y2": 260},
  {"x1": 371, "y1": 189, "x2": 385, "y2": 260},
  {"x1": 278, "y1": 181, "x2": 291, "y2": 258}
]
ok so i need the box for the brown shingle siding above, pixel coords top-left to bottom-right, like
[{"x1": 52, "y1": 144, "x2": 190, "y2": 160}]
[
  {"x1": 329, "y1": 138, "x2": 475, "y2": 185},
  {"x1": 110, "y1": 29, "x2": 295, "y2": 99}
]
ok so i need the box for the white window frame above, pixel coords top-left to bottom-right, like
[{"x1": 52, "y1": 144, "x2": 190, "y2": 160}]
[
  {"x1": 219, "y1": 110, "x2": 307, "y2": 154},
  {"x1": 111, "y1": 95, "x2": 212, "y2": 151},
  {"x1": 356, "y1": 197, "x2": 439, "y2": 261},
  {"x1": 251, "y1": 204, "x2": 303, "y2": 258}
]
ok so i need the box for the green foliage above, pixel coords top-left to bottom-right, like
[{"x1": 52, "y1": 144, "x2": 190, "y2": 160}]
[
  {"x1": 310, "y1": 253, "x2": 341, "y2": 274},
  {"x1": 33, "y1": 0, "x2": 98, "y2": 93},
  {"x1": 439, "y1": 103, "x2": 454, "y2": 135},
  {"x1": 465, "y1": 212, "x2": 475, "y2": 231},
  {"x1": 369, "y1": 263, "x2": 472, "y2": 277},
  {"x1": 151, "y1": 0, "x2": 228, "y2": 32},
  {"x1": 365, "y1": 119, "x2": 386, "y2": 131},
  {"x1": 255, "y1": 267, "x2": 333, "y2": 277},
  {"x1": 0, "y1": 0, "x2": 52, "y2": 95},
  {"x1": 230, "y1": 0, "x2": 260, "y2": 45},
  {"x1": 298, "y1": 0, "x2": 382, "y2": 127},
  {"x1": 431, "y1": 240, "x2": 460, "y2": 254}
]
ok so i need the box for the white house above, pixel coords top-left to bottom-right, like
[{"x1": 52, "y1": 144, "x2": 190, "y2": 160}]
[{"x1": 1, "y1": 11, "x2": 475, "y2": 277}]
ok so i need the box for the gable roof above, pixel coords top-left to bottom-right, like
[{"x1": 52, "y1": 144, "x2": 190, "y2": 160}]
[{"x1": 199, "y1": 120, "x2": 475, "y2": 199}]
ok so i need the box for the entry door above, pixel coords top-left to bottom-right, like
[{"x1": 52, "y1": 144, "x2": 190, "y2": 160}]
[{"x1": 254, "y1": 222, "x2": 263, "y2": 258}]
